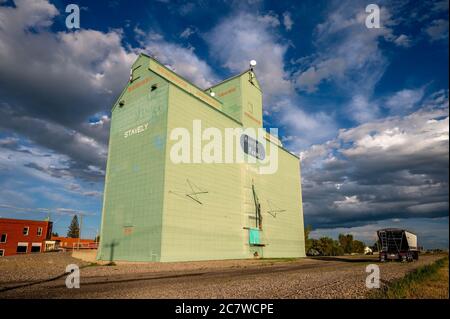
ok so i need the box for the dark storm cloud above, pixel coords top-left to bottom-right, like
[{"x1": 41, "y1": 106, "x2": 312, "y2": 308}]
[
  {"x1": 0, "y1": 0, "x2": 221, "y2": 181},
  {"x1": 0, "y1": 104, "x2": 106, "y2": 177},
  {"x1": 0, "y1": 0, "x2": 137, "y2": 179},
  {"x1": 23, "y1": 160, "x2": 104, "y2": 183},
  {"x1": 0, "y1": 136, "x2": 34, "y2": 155},
  {"x1": 0, "y1": 3, "x2": 134, "y2": 127},
  {"x1": 300, "y1": 92, "x2": 449, "y2": 229}
]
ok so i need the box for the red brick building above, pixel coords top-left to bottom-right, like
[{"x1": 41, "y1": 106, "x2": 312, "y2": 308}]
[
  {"x1": 51, "y1": 236, "x2": 96, "y2": 250},
  {"x1": 0, "y1": 218, "x2": 53, "y2": 257}
]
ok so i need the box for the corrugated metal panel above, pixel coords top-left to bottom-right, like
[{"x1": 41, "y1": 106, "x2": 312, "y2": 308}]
[{"x1": 98, "y1": 55, "x2": 169, "y2": 262}]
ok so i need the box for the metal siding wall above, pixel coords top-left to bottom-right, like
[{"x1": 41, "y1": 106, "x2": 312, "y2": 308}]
[
  {"x1": 240, "y1": 75, "x2": 263, "y2": 128},
  {"x1": 254, "y1": 150, "x2": 306, "y2": 258},
  {"x1": 161, "y1": 85, "x2": 245, "y2": 262},
  {"x1": 160, "y1": 85, "x2": 305, "y2": 261},
  {"x1": 210, "y1": 77, "x2": 242, "y2": 122},
  {"x1": 98, "y1": 57, "x2": 169, "y2": 262}
]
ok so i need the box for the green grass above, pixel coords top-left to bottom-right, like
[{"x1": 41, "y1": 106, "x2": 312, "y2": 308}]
[{"x1": 370, "y1": 256, "x2": 449, "y2": 299}]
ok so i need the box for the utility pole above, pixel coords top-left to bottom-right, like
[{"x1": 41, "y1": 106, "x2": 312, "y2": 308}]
[{"x1": 77, "y1": 214, "x2": 83, "y2": 250}]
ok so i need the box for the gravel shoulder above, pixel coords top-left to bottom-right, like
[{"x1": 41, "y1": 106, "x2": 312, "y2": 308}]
[
  {"x1": 0, "y1": 252, "x2": 444, "y2": 299},
  {"x1": 0, "y1": 252, "x2": 90, "y2": 289}
]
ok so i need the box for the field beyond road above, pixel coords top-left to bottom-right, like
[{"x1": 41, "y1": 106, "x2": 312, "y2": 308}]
[{"x1": 0, "y1": 252, "x2": 446, "y2": 299}]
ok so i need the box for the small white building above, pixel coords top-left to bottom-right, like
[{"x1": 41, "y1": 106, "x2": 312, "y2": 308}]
[{"x1": 44, "y1": 240, "x2": 59, "y2": 251}]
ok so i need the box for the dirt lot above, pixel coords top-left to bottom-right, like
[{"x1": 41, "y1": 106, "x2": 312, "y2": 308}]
[{"x1": 0, "y1": 252, "x2": 444, "y2": 298}]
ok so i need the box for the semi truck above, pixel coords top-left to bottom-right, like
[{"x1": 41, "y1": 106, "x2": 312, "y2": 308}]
[{"x1": 377, "y1": 228, "x2": 419, "y2": 262}]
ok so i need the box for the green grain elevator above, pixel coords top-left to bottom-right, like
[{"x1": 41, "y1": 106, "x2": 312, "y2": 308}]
[{"x1": 97, "y1": 53, "x2": 306, "y2": 262}]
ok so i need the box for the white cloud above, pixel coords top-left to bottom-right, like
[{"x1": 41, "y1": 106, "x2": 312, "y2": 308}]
[
  {"x1": 296, "y1": 58, "x2": 347, "y2": 93},
  {"x1": 337, "y1": 84, "x2": 425, "y2": 128},
  {"x1": 205, "y1": 12, "x2": 292, "y2": 100},
  {"x1": 0, "y1": 0, "x2": 137, "y2": 158},
  {"x1": 0, "y1": 0, "x2": 58, "y2": 30},
  {"x1": 180, "y1": 27, "x2": 195, "y2": 39},
  {"x1": 283, "y1": 12, "x2": 294, "y2": 31},
  {"x1": 425, "y1": 19, "x2": 449, "y2": 41},
  {"x1": 347, "y1": 94, "x2": 379, "y2": 124},
  {"x1": 393, "y1": 34, "x2": 412, "y2": 47},
  {"x1": 432, "y1": 0, "x2": 449, "y2": 12},
  {"x1": 178, "y1": 2, "x2": 195, "y2": 16},
  {"x1": 256, "y1": 12, "x2": 280, "y2": 27},
  {"x1": 89, "y1": 115, "x2": 110, "y2": 126},
  {"x1": 385, "y1": 88, "x2": 425, "y2": 115},
  {"x1": 295, "y1": 3, "x2": 396, "y2": 94},
  {"x1": 279, "y1": 99, "x2": 337, "y2": 152},
  {"x1": 340, "y1": 108, "x2": 448, "y2": 157},
  {"x1": 349, "y1": 127, "x2": 410, "y2": 153},
  {"x1": 141, "y1": 34, "x2": 218, "y2": 88},
  {"x1": 334, "y1": 195, "x2": 360, "y2": 206}
]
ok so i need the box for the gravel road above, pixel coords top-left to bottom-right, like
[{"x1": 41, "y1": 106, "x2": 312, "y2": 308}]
[
  {"x1": 0, "y1": 252, "x2": 89, "y2": 289},
  {"x1": 0, "y1": 253, "x2": 443, "y2": 298}
]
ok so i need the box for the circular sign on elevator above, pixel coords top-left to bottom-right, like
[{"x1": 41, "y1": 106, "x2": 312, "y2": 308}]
[{"x1": 240, "y1": 134, "x2": 265, "y2": 160}]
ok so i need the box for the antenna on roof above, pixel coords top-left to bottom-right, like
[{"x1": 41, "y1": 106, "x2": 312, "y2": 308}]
[{"x1": 249, "y1": 60, "x2": 257, "y2": 84}]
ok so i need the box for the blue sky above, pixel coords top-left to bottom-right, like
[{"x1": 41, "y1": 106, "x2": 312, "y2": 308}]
[{"x1": 0, "y1": 0, "x2": 448, "y2": 248}]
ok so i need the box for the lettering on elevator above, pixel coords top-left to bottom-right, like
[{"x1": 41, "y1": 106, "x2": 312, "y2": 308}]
[{"x1": 124, "y1": 122, "x2": 149, "y2": 138}]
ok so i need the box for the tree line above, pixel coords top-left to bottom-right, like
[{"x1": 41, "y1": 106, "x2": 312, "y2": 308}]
[{"x1": 304, "y1": 225, "x2": 368, "y2": 256}]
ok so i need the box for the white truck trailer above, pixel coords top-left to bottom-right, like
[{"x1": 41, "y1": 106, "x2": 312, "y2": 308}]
[{"x1": 377, "y1": 228, "x2": 419, "y2": 262}]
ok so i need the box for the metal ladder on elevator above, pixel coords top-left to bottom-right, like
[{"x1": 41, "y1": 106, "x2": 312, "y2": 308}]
[{"x1": 379, "y1": 231, "x2": 388, "y2": 251}]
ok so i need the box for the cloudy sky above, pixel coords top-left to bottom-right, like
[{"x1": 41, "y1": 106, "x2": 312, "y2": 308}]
[{"x1": 0, "y1": 0, "x2": 448, "y2": 248}]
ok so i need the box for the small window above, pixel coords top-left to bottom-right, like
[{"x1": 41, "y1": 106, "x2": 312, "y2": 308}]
[
  {"x1": 31, "y1": 243, "x2": 41, "y2": 253},
  {"x1": 37, "y1": 227, "x2": 43, "y2": 236},
  {"x1": 23, "y1": 227, "x2": 29, "y2": 236},
  {"x1": 16, "y1": 243, "x2": 28, "y2": 253},
  {"x1": 0, "y1": 233, "x2": 6, "y2": 243},
  {"x1": 151, "y1": 84, "x2": 158, "y2": 91},
  {"x1": 0, "y1": 249, "x2": 4, "y2": 257}
]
